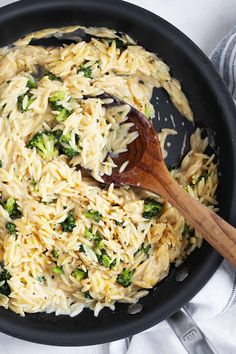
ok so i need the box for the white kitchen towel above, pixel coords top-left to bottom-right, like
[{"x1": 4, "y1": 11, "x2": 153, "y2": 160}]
[{"x1": 109, "y1": 27, "x2": 236, "y2": 354}]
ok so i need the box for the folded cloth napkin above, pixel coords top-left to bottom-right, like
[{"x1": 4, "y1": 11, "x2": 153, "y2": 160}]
[{"x1": 109, "y1": 28, "x2": 236, "y2": 354}]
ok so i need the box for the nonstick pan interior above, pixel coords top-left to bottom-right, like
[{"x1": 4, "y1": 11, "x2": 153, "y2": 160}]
[{"x1": 0, "y1": 0, "x2": 235, "y2": 346}]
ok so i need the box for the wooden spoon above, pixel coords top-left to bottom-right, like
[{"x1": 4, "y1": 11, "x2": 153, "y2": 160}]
[{"x1": 102, "y1": 95, "x2": 236, "y2": 266}]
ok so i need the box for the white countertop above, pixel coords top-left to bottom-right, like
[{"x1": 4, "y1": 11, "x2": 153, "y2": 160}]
[{"x1": 0, "y1": 0, "x2": 236, "y2": 353}]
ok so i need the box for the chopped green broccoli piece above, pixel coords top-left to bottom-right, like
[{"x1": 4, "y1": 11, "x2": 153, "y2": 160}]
[
  {"x1": 99, "y1": 37, "x2": 127, "y2": 50},
  {"x1": 85, "y1": 209, "x2": 102, "y2": 223},
  {"x1": 141, "y1": 243, "x2": 151, "y2": 256},
  {"x1": 17, "y1": 94, "x2": 36, "y2": 112},
  {"x1": 0, "y1": 160, "x2": 3, "y2": 168},
  {"x1": 94, "y1": 231, "x2": 102, "y2": 242},
  {"x1": 44, "y1": 71, "x2": 62, "y2": 81},
  {"x1": 79, "y1": 244, "x2": 85, "y2": 253},
  {"x1": 6, "y1": 222, "x2": 16, "y2": 235},
  {"x1": 109, "y1": 258, "x2": 116, "y2": 269},
  {"x1": 71, "y1": 268, "x2": 88, "y2": 280},
  {"x1": 0, "y1": 267, "x2": 11, "y2": 296},
  {"x1": 114, "y1": 38, "x2": 126, "y2": 49},
  {"x1": 117, "y1": 269, "x2": 134, "y2": 288},
  {"x1": 27, "y1": 131, "x2": 59, "y2": 161},
  {"x1": 0, "y1": 282, "x2": 11, "y2": 296},
  {"x1": 52, "y1": 249, "x2": 59, "y2": 259},
  {"x1": 53, "y1": 129, "x2": 63, "y2": 140},
  {"x1": 84, "y1": 228, "x2": 102, "y2": 242},
  {"x1": 49, "y1": 92, "x2": 66, "y2": 103},
  {"x1": 49, "y1": 92, "x2": 71, "y2": 123},
  {"x1": 84, "y1": 227, "x2": 93, "y2": 240},
  {"x1": 115, "y1": 220, "x2": 122, "y2": 226},
  {"x1": 135, "y1": 243, "x2": 151, "y2": 257},
  {"x1": 143, "y1": 198, "x2": 163, "y2": 219},
  {"x1": 57, "y1": 131, "x2": 80, "y2": 158},
  {"x1": 94, "y1": 234, "x2": 103, "y2": 256},
  {"x1": 27, "y1": 78, "x2": 38, "y2": 89},
  {"x1": 5, "y1": 197, "x2": 22, "y2": 219},
  {"x1": 0, "y1": 268, "x2": 11, "y2": 281},
  {"x1": 94, "y1": 241, "x2": 103, "y2": 256},
  {"x1": 78, "y1": 64, "x2": 92, "y2": 78},
  {"x1": 56, "y1": 108, "x2": 71, "y2": 123},
  {"x1": 84, "y1": 229, "x2": 104, "y2": 255},
  {"x1": 17, "y1": 79, "x2": 37, "y2": 112},
  {"x1": 61, "y1": 212, "x2": 76, "y2": 232},
  {"x1": 98, "y1": 249, "x2": 112, "y2": 268},
  {"x1": 52, "y1": 266, "x2": 63, "y2": 274},
  {"x1": 84, "y1": 291, "x2": 93, "y2": 299}
]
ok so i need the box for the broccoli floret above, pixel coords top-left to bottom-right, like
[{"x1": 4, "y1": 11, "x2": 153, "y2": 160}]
[
  {"x1": 109, "y1": 258, "x2": 116, "y2": 269},
  {"x1": 135, "y1": 243, "x2": 151, "y2": 257},
  {"x1": 0, "y1": 282, "x2": 11, "y2": 296},
  {"x1": 49, "y1": 92, "x2": 71, "y2": 123},
  {"x1": 71, "y1": 268, "x2": 88, "y2": 280},
  {"x1": 77, "y1": 64, "x2": 92, "y2": 78},
  {"x1": 52, "y1": 129, "x2": 63, "y2": 140},
  {"x1": 61, "y1": 212, "x2": 76, "y2": 232},
  {"x1": 79, "y1": 244, "x2": 85, "y2": 253},
  {"x1": 56, "y1": 108, "x2": 71, "y2": 123},
  {"x1": 114, "y1": 38, "x2": 126, "y2": 49},
  {"x1": 84, "y1": 227, "x2": 93, "y2": 240},
  {"x1": 27, "y1": 131, "x2": 59, "y2": 161},
  {"x1": 49, "y1": 92, "x2": 66, "y2": 103},
  {"x1": 84, "y1": 228, "x2": 101, "y2": 242},
  {"x1": 84, "y1": 291, "x2": 93, "y2": 299},
  {"x1": 98, "y1": 249, "x2": 111, "y2": 268},
  {"x1": 117, "y1": 269, "x2": 134, "y2": 288},
  {"x1": 52, "y1": 249, "x2": 59, "y2": 259},
  {"x1": 57, "y1": 131, "x2": 80, "y2": 158},
  {"x1": 5, "y1": 197, "x2": 22, "y2": 219},
  {"x1": 0, "y1": 267, "x2": 11, "y2": 296},
  {"x1": 0, "y1": 268, "x2": 11, "y2": 281},
  {"x1": 52, "y1": 266, "x2": 63, "y2": 274},
  {"x1": 44, "y1": 71, "x2": 62, "y2": 81},
  {"x1": 99, "y1": 37, "x2": 127, "y2": 50},
  {"x1": 6, "y1": 222, "x2": 16, "y2": 235},
  {"x1": 17, "y1": 79, "x2": 37, "y2": 112},
  {"x1": 94, "y1": 232, "x2": 103, "y2": 255},
  {"x1": 142, "y1": 198, "x2": 163, "y2": 219},
  {"x1": 84, "y1": 229, "x2": 104, "y2": 256},
  {"x1": 85, "y1": 209, "x2": 102, "y2": 223},
  {"x1": 0, "y1": 160, "x2": 3, "y2": 168},
  {"x1": 27, "y1": 78, "x2": 38, "y2": 89}
]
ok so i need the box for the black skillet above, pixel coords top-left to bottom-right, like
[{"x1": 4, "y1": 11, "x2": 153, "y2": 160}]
[{"x1": 0, "y1": 0, "x2": 236, "y2": 346}]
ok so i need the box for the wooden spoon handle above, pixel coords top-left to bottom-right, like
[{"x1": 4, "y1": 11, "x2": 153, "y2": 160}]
[{"x1": 156, "y1": 173, "x2": 236, "y2": 266}]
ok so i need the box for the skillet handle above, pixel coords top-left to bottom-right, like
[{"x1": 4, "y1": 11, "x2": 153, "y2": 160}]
[{"x1": 167, "y1": 308, "x2": 218, "y2": 354}]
